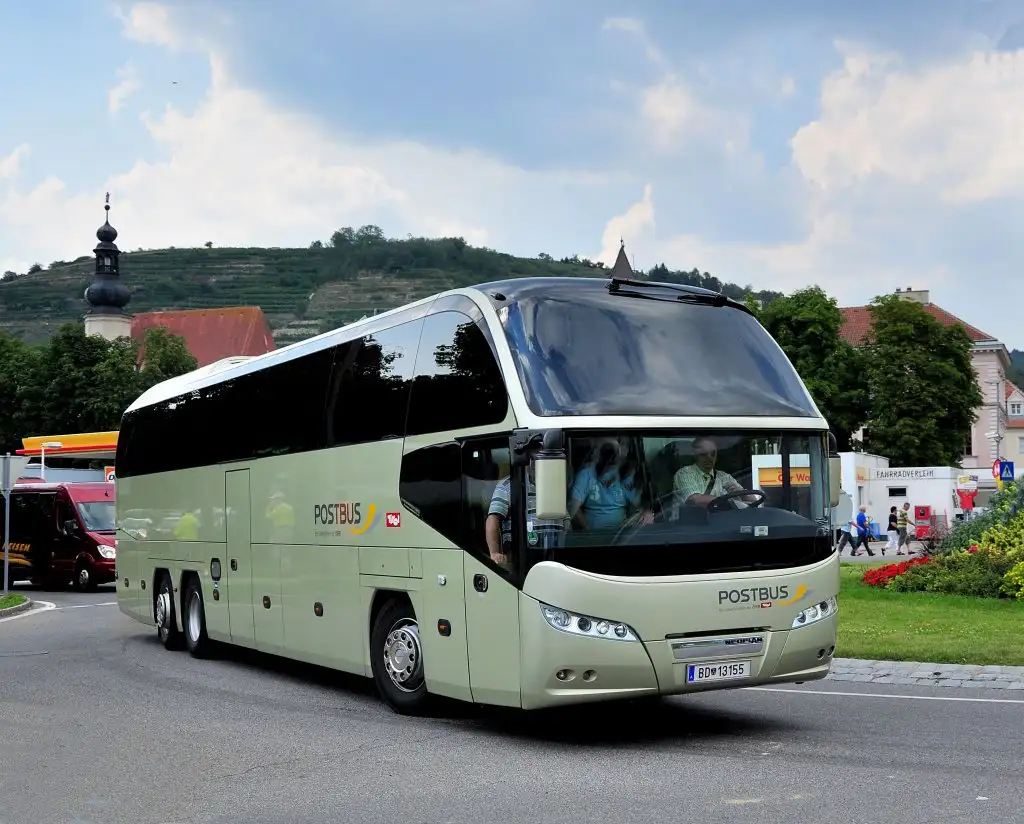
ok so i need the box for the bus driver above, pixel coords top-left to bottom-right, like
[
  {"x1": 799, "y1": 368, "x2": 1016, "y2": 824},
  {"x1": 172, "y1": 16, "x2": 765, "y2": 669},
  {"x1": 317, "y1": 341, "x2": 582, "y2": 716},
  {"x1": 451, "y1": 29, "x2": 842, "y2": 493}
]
[{"x1": 672, "y1": 435, "x2": 752, "y2": 508}]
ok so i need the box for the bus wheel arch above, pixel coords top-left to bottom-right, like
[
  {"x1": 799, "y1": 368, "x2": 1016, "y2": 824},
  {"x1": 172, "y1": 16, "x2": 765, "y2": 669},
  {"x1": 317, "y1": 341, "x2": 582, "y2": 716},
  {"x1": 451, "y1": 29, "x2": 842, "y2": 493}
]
[
  {"x1": 369, "y1": 591, "x2": 428, "y2": 715},
  {"x1": 153, "y1": 568, "x2": 184, "y2": 650}
]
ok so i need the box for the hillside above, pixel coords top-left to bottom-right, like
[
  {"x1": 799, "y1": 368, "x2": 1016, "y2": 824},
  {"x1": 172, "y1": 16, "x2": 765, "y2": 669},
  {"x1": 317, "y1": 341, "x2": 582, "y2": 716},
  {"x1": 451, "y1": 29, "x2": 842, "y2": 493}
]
[{"x1": 0, "y1": 225, "x2": 782, "y2": 346}]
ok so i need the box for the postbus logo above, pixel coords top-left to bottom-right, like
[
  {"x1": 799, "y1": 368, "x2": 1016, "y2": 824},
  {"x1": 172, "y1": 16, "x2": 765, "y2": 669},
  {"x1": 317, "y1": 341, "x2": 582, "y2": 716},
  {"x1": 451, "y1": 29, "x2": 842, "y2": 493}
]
[
  {"x1": 717, "y1": 584, "x2": 810, "y2": 610},
  {"x1": 313, "y1": 502, "x2": 378, "y2": 535}
]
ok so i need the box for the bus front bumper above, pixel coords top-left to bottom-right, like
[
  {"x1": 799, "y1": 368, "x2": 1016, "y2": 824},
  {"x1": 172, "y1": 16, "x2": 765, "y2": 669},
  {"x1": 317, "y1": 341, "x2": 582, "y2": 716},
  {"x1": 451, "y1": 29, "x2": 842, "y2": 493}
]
[{"x1": 519, "y1": 606, "x2": 838, "y2": 710}]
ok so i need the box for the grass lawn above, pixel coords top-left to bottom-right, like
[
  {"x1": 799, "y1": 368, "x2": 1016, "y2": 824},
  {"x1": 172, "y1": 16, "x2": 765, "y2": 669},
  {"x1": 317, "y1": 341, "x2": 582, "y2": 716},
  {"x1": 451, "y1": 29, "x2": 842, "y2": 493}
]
[
  {"x1": 0, "y1": 592, "x2": 28, "y2": 610},
  {"x1": 838, "y1": 561, "x2": 1024, "y2": 666}
]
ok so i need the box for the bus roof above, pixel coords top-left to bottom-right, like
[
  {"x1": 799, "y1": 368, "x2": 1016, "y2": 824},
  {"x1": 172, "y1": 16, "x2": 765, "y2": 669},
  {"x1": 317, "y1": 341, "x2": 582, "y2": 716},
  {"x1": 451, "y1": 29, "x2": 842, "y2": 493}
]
[{"x1": 123, "y1": 276, "x2": 749, "y2": 415}]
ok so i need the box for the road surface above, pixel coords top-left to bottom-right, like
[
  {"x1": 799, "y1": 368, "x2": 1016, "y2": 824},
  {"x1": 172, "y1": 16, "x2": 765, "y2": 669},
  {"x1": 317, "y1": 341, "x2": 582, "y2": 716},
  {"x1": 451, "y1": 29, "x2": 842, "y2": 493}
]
[{"x1": 1, "y1": 583, "x2": 1022, "y2": 824}]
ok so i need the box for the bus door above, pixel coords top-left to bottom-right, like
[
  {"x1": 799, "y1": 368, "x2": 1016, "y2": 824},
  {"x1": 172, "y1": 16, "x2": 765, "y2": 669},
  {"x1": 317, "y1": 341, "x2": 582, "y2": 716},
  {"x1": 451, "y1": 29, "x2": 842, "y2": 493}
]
[
  {"x1": 462, "y1": 449, "x2": 526, "y2": 708},
  {"x1": 225, "y1": 469, "x2": 255, "y2": 644}
]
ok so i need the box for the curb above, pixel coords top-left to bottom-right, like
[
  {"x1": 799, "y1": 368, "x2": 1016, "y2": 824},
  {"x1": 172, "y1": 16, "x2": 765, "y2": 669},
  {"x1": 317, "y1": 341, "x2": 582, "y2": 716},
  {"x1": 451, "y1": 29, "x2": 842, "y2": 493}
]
[
  {"x1": 827, "y1": 656, "x2": 1024, "y2": 691},
  {"x1": 0, "y1": 596, "x2": 33, "y2": 620}
]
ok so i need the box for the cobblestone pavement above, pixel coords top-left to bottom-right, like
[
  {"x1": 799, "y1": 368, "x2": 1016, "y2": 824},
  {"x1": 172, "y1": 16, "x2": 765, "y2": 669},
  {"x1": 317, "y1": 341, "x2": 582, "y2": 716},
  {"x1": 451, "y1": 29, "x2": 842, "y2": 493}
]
[{"x1": 827, "y1": 657, "x2": 1024, "y2": 690}]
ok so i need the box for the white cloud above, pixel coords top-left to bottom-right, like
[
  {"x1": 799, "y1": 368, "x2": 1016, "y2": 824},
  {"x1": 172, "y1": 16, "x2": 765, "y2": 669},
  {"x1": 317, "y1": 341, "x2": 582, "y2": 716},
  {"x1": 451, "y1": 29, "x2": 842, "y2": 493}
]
[
  {"x1": 0, "y1": 144, "x2": 29, "y2": 180},
  {"x1": 595, "y1": 184, "x2": 655, "y2": 265},
  {"x1": 0, "y1": 3, "x2": 617, "y2": 274},
  {"x1": 602, "y1": 16, "x2": 750, "y2": 154},
  {"x1": 791, "y1": 41, "x2": 1024, "y2": 204},
  {"x1": 108, "y1": 62, "x2": 141, "y2": 113}
]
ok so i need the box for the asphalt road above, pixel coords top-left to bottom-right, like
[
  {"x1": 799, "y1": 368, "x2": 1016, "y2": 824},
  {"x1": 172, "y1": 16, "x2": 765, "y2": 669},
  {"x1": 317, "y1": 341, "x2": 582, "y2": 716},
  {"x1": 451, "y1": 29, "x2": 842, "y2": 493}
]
[{"x1": 2, "y1": 585, "x2": 1023, "y2": 824}]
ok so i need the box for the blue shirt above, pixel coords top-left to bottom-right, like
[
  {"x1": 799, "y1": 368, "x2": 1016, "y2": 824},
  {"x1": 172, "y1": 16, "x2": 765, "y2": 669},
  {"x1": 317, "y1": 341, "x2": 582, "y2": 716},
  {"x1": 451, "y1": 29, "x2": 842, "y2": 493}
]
[
  {"x1": 855, "y1": 512, "x2": 869, "y2": 536},
  {"x1": 570, "y1": 465, "x2": 641, "y2": 529}
]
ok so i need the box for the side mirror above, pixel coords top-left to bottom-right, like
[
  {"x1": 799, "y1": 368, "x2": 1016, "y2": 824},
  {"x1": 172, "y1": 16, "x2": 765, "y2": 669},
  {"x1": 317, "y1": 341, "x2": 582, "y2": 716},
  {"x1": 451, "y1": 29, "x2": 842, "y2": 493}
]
[
  {"x1": 532, "y1": 430, "x2": 569, "y2": 521},
  {"x1": 829, "y1": 457, "x2": 842, "y2": 508}
]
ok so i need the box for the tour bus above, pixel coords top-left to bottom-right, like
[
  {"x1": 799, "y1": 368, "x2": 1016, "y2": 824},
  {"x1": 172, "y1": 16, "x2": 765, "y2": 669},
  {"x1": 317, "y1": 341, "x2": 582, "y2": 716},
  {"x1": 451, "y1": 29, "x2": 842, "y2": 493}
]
[{"x1": 114, "y1": 275, "x2": 841, "y2": 714}]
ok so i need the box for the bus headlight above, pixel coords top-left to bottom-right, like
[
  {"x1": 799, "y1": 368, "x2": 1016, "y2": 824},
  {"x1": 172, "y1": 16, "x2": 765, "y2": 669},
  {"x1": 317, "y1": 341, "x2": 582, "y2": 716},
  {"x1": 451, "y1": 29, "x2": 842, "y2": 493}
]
[
  {"x1": 791, "y1": 596, "x2": 837, "y2": 629},
  {"x1": 98, "y1": 546, "x2": 116, "y2": 559},
  {"x1": 539, "y1": 602, "x2": 639, "y2": 642}
]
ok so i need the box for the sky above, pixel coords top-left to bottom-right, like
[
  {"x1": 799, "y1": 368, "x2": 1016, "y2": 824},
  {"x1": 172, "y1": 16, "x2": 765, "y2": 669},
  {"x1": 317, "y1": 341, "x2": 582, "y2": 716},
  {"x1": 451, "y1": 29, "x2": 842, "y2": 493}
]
[{"x1": 2, "y1": 0, "x2": 1024, "y2": 347}]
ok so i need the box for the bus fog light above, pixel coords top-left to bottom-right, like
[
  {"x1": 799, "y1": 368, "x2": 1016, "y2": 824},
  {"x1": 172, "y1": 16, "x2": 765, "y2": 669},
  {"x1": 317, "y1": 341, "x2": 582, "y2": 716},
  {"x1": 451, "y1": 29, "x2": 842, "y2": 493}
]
[
  {"x1": 791, "y1": 595, "x2": 838, "y2": 629},
  {"x1": 539, "y1": 602, "x2": 639, "y2": 642}
]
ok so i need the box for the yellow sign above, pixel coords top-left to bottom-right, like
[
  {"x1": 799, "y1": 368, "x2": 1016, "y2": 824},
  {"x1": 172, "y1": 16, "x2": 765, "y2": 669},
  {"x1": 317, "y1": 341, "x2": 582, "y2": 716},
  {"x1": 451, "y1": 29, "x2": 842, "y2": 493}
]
[
  {"x1": 855, "y1": 466, "x2": 868, "y2": 482},
  {"x1": 758, "y1": 467, "x2": 812, "y2": 487}
]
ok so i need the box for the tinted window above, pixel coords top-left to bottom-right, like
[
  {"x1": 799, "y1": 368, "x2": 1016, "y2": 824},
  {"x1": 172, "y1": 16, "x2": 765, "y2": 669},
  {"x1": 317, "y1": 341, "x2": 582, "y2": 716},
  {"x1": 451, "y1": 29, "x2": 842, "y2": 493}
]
[
  {"x1": 406, "y1": 311, "x2": 508, "y2": 436},
  {"x1": 325, "y1": 318, "x2": 422, "y2": 446},
  {"x1": 398, "y1": 435, "x2": 516, "y2": 581},
  {"x1": 117, "y1": 347, "x2": 335, "y2": 477},
  {"x1": 498, "y1": 285, "x2": 817, "y2": 418}
]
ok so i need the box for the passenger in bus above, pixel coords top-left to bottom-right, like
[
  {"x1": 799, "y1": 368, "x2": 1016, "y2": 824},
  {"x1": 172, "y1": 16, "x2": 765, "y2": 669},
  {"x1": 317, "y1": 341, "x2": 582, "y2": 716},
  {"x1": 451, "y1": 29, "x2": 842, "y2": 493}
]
[
  {"x1": 671, "y1": 435, "x2": 753, "y2": 508},
  {"x1": 568, "y1": 437, "x2": 654, "y2": 530},
  {"x1": 485, "y1": 450, "x2": 567, "y2": 568}
]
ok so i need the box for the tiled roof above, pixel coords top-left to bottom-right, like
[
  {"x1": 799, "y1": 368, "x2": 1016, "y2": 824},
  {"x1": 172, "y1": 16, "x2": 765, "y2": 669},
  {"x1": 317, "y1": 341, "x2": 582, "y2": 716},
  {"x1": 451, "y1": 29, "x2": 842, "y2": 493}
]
[
  {"x1": 132, "y1": 307, "x2": 276, "y2": 368},
  {"x1": 1006, "y1": 419, "x2": 1024, "y2": 429},
  {"x1": 839, "y1": 303, "x2": 996, "y2": 346},
  {"x1": 1006, "y1": 380, "x2": 1022, "y2": 401}
]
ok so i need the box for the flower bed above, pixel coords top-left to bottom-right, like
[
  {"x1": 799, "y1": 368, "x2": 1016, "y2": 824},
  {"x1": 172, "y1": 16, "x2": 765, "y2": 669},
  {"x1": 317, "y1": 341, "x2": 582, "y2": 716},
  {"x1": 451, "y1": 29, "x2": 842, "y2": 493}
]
[{"x1": 861, "y1": 480, "x2": 1024, "y2": 599}]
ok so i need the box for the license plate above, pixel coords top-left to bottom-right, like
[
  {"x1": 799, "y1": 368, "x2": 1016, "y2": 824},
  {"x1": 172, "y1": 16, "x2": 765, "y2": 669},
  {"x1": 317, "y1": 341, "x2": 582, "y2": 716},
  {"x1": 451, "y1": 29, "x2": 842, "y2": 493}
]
[{"x1": 686, "y1": 660, "x2": 751, "y2": 683}]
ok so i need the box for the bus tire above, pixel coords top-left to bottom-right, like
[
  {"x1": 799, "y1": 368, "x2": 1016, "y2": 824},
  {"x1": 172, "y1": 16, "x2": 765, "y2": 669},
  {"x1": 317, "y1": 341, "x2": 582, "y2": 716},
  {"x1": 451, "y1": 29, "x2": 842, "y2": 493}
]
[
  {"x1": 370, "y1": 598, "x2": 428, "y2": 715},
  {"x1": 183, "y1": 577, "x2": 212, "y2": 659},
  {"x1": 154, "y1": 572, "x2": 184, "y2": 651}
]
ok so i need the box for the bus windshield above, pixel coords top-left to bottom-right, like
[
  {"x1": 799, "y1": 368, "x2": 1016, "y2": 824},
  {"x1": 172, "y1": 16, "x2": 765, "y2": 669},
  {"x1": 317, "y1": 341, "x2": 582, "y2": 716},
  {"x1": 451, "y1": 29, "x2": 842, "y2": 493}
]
[
  {"x1": 77, "y1": 501, "x2": 116, "y2": 533},
  {"x1": 523, "y1": 430, "x2": 831, "y2": 578},
  {"x1": 497, "y1": 281, "x2": 818, "y2": 418}
]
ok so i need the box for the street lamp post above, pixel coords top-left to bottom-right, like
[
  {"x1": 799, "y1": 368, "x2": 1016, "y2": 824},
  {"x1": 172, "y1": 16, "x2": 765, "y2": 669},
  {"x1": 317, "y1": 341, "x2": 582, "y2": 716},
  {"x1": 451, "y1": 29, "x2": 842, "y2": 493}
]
[{"x1": 40, "y1": 441, "x2": 63, "y2": 481}]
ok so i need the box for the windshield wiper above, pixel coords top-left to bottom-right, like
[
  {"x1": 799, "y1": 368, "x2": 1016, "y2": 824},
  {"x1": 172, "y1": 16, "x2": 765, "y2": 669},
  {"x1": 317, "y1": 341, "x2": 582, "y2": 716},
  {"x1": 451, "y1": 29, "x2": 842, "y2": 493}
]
[{"x1": 607, "y1": 277, "x2": 730, "y2": 307}]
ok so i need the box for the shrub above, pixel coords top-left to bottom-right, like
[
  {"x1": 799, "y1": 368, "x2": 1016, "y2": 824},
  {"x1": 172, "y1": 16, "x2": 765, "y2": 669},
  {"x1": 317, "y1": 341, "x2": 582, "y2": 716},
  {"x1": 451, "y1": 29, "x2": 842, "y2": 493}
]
[
  {"x1": 1003, "y1": 561, "x2": 1024, "y2": 599},
  {"x1": 937, "y1": 481, "x2": 1024, "y2": 554},
  {"x1": 889, "y1": 547, "x2": 1017, "y2": 598}
]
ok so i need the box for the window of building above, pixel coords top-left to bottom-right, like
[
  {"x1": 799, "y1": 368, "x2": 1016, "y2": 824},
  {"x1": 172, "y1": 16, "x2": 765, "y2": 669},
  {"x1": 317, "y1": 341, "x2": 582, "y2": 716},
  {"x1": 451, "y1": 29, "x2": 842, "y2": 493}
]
[
  {"x1": 406, "y1": 311, "x2": 508, "y2": 437},
  {"x1": 888, "y1": 487, "x2": 907, "y2": 498},
  {"x1": 1011, "y1": 402, "x2": 1022, "y2": 416},
  {"x1": 1018, "y1": 436, "x2": 1024, "y2": 453}
]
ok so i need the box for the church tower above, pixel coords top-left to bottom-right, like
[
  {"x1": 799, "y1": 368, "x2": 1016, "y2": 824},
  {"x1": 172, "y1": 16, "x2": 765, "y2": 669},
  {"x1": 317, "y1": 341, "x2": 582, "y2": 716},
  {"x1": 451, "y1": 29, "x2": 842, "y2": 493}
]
[{"x1": 83, "y1": 193, "x2": 132, "y2": 340}]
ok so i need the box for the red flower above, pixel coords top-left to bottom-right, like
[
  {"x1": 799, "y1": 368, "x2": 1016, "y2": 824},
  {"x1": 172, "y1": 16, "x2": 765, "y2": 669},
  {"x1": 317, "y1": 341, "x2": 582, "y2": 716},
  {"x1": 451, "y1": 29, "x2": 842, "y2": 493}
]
[{"x1": 861, "y1": 555, "x2": 931, "y2": 587}]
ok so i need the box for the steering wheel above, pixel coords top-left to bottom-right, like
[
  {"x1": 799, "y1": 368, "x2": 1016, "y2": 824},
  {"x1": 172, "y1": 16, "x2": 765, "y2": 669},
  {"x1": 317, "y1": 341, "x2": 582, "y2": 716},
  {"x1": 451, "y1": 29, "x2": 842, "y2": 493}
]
[{"x1": 707, "y1": 488, "x2": 766, "y2": 513}]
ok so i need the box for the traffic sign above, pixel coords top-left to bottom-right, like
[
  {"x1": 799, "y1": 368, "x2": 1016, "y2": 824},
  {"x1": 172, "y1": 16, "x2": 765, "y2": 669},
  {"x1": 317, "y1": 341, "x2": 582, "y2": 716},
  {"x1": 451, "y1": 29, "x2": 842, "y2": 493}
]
[
  {"x1": 993, "y1": 459, "x2": 1003, "y2": 479},
  {"x1": 999, "y1": 460, "x2": 1015, "y2": 482},
  {"x1": 1, "y1": 454, "x2": 30, "y2": 494}
]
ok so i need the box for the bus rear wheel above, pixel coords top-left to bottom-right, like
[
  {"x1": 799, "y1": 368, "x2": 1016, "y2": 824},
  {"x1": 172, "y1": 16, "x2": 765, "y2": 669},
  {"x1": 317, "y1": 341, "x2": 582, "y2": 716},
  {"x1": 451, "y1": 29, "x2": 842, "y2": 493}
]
[
  {"x1": 154, "y1": 572, "x2": 183, "y2": 650},
  {"x1": 370, "y1": 599, "x2": 428, "y2": 715},
  {"x1": 183, "y1": 577, "x2": 212, "y2": 659}
]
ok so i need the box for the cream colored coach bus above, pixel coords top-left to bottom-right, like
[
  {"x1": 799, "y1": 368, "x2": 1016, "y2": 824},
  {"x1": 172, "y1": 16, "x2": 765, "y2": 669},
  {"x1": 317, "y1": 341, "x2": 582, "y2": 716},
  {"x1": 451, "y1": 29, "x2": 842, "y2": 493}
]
[{"x1": 114, "y1": 275, "x2": 841, "y2": 714}]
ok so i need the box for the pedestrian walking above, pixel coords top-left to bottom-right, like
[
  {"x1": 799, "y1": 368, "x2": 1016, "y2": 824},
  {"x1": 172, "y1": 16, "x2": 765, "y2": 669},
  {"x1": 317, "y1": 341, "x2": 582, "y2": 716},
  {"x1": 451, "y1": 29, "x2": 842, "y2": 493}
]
[
  {"x1": 885, "y1": 505, "x2": 899, "y2": 556},
  {"x1": 896, "y1": 501, "x2": 914, "y2": 555},
  {"x1": 836, "y1": 519, "x2": 856, "y2": 556},
  {"x1": 853, "y1": 505, "x2": 875, "y2": 556}
]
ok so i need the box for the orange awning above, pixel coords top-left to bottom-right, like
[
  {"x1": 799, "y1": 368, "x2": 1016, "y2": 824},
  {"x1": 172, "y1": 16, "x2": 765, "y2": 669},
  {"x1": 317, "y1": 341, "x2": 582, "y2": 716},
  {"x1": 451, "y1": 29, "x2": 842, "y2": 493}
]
[{"x1": 17, "y1": 431, "x2": 119, "y2": 460}]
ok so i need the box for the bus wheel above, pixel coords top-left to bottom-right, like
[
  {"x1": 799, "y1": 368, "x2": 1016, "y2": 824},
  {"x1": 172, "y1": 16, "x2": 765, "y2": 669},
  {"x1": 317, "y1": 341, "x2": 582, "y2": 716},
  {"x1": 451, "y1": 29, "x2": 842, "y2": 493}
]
[
  {"x1": 371, "y1": 599, "x2": 428, "y2": 714},
  {"x1": 183, "y1": 578, "x2": 212, "y2": 659},
  {"x1": 154, "y1": 573, "x2": 183, "y2": 650}
]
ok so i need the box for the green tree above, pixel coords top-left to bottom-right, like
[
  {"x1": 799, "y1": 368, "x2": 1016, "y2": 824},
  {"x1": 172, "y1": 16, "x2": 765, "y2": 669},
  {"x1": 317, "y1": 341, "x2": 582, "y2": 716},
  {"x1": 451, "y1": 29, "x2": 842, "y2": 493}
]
[
  {"x1": 756, "y1": 286, "x2": 870, "y2": 451},
  {"x1": 861, "y1": 295, "x2": 982, "y2": 466},
  {"x1": 0, "y1": 333, "x2": 42, "y2": 453},
  {"x1": 136, "y1": 326, "x2": 198, "y2": 393}
]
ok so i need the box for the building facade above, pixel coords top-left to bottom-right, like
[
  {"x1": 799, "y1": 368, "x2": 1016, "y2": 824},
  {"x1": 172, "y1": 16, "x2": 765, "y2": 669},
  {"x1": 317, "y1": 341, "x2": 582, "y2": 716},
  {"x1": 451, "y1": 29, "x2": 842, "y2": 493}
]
[{"x1": 840, "y1": 287, "x2": 1016, "y2": 483}]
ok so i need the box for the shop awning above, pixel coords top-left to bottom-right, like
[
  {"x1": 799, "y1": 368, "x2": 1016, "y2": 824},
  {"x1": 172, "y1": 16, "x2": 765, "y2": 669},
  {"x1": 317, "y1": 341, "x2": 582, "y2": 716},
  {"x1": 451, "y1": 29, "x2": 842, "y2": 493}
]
[{"x1": 16, "y1": 431, "x2": 119, "y2": 461}]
